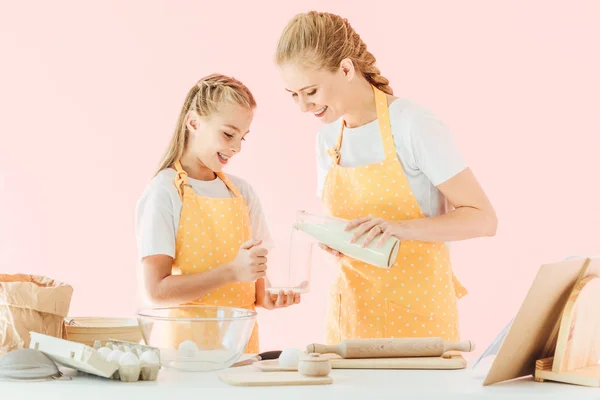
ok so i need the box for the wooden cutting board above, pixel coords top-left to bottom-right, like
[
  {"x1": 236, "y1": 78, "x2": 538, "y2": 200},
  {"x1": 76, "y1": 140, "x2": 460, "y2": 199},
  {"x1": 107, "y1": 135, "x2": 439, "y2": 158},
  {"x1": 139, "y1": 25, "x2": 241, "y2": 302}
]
[
  {"x1": 483, "y1": 257, "x2": 600, "y2": 386},
  {"x1": 253, "y1": 354, "x2": 466, "y2": 371},
  {"x1": 218, "y1": 370, "x2": 332, "y2": 386},
  {"x1": 552, "y1": 275, "x2": 600, "y2": 373}
]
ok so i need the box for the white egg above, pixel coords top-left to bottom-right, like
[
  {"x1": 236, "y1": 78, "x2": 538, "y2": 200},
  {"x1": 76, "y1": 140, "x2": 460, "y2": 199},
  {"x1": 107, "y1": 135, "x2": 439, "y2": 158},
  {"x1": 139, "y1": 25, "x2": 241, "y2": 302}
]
[
  {"x1": 106, "y1": 349, "x2": 124, "y2": 364},
  {"x1": 119, "y1": 352, "x2": 140, "y2": 367},
  {"x1": 139, "y1": 350, "x2": 160, "y2": 366},
  {"x1": 97, "y1": 347, "x2": 112, "y2": 360},
  {"x1": 177, "y1": 340, "x2": 198, "y2": 357},
  {"x1": 278, "y1": 348, "x2": 303, "y2": 368}
]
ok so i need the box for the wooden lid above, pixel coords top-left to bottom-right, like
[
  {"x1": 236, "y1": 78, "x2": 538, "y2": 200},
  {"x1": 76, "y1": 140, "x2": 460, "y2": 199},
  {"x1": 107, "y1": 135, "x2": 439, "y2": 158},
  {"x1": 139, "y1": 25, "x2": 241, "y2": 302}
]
[{"x1": 299, "y1": 353, "x2": 329, "y2": 363}]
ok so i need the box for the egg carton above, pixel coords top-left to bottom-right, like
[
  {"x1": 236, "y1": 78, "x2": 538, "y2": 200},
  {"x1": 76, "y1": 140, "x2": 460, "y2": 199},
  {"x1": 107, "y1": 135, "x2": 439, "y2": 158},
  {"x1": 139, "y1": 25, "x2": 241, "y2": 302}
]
[
  {"x1": 92, "y1": 339, "x2": 161, "y2": 382},
  {"x1": 28, "y1": 332, "x2": 159, "y2": 382}
]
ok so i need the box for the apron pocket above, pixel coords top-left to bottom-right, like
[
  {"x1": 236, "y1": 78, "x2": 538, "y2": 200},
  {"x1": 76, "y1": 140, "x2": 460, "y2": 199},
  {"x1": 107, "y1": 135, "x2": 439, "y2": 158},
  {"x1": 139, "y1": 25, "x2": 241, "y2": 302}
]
[
  {"x1": 326, "y1": 293, "x2": 386, "y2": 342},
  {"x1": 354, "y1": 313, "x2": 386, "y2": 339},
  {"x1": 385, "y1": 300, "x2": 459, "y2": 341}
]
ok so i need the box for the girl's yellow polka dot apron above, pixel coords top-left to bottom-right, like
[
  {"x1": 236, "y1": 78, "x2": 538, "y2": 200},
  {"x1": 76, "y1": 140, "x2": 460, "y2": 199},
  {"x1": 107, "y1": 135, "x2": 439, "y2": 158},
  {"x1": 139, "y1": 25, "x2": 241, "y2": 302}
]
[
  {"x1": 164, "y1": 161, "x2": 259, "y2": 353},
  {"x1": 322, "y1": 86, "x2": 467, "y2": 344}
]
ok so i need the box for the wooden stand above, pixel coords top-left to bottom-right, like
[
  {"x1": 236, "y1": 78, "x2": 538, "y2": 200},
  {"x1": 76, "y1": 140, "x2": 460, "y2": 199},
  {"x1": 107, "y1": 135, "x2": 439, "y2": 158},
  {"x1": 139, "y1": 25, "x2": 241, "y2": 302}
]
[
  {"x1": 483, "y1": 256, "x2": 600, "y2": 387},
  {"x1": 534, "y1": 274, "x2": 600, "y2": 387}
]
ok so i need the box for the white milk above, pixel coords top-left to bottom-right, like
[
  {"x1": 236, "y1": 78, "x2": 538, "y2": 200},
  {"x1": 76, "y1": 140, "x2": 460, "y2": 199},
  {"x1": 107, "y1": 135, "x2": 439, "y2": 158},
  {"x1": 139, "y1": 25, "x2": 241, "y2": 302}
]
[{"x1": 295, "y1": 222, "x2": 399, "y2": 268}]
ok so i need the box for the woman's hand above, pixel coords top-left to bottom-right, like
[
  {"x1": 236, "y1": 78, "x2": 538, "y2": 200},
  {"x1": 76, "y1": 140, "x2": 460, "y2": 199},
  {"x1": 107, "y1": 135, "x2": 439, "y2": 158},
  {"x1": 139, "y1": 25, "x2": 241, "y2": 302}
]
[
  {"x1": 345, "y1": 217, "x2": 402, "y2": 248},
  {"x1": 343, "y1": 168, "x2": 498, "y2": 245},
  {"x1": 318, "y1": 243, "x2": 343, "y2": 260}
]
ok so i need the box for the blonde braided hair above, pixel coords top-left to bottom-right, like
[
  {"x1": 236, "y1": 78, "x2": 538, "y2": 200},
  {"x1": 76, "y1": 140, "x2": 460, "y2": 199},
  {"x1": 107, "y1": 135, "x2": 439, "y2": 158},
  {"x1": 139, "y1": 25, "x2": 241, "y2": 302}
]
[
  {"x1": 275, "y1": 11, "x2": 393, "y2": 95},
  {"x1": 155, "y1": 73, "x2": 256, "y2": 175}
]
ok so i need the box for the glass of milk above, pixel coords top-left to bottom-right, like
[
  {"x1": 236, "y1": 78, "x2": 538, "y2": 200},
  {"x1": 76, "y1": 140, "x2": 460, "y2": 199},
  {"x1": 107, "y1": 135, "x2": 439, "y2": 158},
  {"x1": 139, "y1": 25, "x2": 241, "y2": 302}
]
[{"x1": 263, "y1": 222, "x2": 316, "y2": 295}]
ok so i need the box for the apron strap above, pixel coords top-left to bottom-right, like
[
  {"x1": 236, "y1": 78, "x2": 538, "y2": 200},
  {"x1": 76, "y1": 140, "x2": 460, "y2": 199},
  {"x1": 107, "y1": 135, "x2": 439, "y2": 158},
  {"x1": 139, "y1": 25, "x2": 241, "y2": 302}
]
[
  {"x1": 327, "y1": 120, "x2": 345, "y2": 166},
  {"x1": 327, "y1": 86, "x2": 396, "y2": 166},
  {"x1": 216, "y1": 172, "x2": 243, "y2": 199},
  {"x1": 173, "y1": 160, "x2": 192, "y2": 199},
  {"x1": 173, "y1": 160, "x2": 244, "y2": 200},
  {"x1": 372, "y1": 86, "x2": 397, "y2": 163}
]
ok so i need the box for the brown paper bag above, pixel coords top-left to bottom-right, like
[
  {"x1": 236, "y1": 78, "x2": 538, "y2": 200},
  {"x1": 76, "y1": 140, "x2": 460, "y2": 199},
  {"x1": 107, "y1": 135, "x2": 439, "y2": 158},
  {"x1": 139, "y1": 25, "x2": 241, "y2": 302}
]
[{"x1": 0, "y1": 274, "x2": 73, "y2": 355}]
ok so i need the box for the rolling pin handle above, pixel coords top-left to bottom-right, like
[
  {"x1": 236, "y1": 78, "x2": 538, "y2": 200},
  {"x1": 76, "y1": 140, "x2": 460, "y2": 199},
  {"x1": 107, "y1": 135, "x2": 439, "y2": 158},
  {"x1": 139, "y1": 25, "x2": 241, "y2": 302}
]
[
  {"x1": 456, "y1": 340, "x2": 475, "y2": 352},
  {"x1": 306, "y1": 343, "x2": 335, "y2": 355},
  {"x1": 464, "y1": 340, "x2": 475, "y2": 352}
]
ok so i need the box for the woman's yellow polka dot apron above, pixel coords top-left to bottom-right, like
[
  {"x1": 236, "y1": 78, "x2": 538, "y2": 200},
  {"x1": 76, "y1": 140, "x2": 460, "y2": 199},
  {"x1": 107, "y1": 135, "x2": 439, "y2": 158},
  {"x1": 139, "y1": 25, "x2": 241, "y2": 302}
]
[
  {"x1": 164, "y1": 161, "x2": 259, "y2": 353},
  {"x1": 322, "y1": 86, "x2": 467, "y2": 344}
]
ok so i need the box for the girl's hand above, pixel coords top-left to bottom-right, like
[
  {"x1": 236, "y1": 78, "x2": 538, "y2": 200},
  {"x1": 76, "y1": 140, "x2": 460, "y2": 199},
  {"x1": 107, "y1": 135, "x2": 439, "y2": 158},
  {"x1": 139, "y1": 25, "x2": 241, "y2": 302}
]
[
  {"x1": 345, "y1": 217, "x2": 402, "y2": 248},
  {"x1": 228, "y1": 239, "x2": 268, "y2": 282},
  {"x1": 256, "y1": 289, "x2": 301, "y2": 310}
]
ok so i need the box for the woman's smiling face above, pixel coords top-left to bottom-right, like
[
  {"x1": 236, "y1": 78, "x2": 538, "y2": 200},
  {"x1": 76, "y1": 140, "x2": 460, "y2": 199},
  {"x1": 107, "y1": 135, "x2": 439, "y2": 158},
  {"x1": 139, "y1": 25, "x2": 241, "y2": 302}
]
[{"x1": 279, "y1": 63, "x2": 351, "y2": 124}]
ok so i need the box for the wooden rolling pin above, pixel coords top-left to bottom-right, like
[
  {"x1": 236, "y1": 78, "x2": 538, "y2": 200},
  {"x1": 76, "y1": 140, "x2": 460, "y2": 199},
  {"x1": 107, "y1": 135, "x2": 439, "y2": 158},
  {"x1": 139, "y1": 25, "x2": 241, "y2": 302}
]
[{"x1": 306, "y1": 337, "x2": 475, "y2": 359}]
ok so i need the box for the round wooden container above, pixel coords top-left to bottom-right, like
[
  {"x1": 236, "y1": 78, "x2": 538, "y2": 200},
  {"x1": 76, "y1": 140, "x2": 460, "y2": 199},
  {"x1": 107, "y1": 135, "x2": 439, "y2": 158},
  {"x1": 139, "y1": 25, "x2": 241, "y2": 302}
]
[
  {"x1": 64, "y1": 317, "x2": 143, "y2": 347},
  {"x1": 297, "y1": 353, "x2": 332, "y2": 377}
]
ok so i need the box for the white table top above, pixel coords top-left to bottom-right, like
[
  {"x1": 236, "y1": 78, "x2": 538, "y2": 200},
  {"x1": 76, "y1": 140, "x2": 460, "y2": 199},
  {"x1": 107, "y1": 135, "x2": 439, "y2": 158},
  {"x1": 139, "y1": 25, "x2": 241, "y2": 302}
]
[{"x1": 2, "y1": 357, "x2": 598, "y2": 399}]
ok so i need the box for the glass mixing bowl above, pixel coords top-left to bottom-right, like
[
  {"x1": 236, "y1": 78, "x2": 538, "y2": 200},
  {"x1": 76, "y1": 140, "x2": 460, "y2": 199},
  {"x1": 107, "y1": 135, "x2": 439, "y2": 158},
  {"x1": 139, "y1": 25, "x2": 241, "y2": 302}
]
[{"x1": 136, "y1": 305, "x2": 256, "y2": 372}]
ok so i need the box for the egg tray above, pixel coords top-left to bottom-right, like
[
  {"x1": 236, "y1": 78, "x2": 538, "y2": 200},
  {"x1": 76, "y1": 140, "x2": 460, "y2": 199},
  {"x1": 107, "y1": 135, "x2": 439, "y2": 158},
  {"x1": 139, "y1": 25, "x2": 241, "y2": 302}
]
[
  {"x1": 92, "y1": 339, "x2": 162, "y2": 382},
  {"x1": 28, "y1": 332, "x2": 160, "y2": 383}
]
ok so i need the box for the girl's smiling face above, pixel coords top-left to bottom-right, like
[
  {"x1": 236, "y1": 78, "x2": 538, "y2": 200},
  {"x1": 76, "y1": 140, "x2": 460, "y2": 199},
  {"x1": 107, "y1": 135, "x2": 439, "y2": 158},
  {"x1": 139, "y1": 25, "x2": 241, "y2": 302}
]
[{"x1": 186, "y1": 102, "x2": 253, "y2": 172}]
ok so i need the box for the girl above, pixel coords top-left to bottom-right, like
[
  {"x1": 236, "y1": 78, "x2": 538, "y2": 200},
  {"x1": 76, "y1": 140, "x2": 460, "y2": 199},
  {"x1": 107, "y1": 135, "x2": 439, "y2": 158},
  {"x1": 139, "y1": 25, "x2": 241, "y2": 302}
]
[
  {"x1": 275, "y1": 12, "x2": 497, "y2": 344},
  {"x1": 135, "y1": 74, "x2": 301, "y2": 353}
]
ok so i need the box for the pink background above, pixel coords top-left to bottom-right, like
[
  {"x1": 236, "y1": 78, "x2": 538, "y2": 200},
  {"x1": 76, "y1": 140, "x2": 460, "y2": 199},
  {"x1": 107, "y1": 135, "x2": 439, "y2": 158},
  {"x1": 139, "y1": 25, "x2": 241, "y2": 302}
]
[{"x1": 1, "y1": 1, "x2": 599, "y2": 355}]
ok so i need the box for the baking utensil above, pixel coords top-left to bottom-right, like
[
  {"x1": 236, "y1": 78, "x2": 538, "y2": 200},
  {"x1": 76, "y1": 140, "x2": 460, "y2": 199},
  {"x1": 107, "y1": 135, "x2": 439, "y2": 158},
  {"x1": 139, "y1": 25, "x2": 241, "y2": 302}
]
[
  {"x1": 306, "y1": 337, "x2": 474, "y2": 358},
  {"x1": 218, "y1": 370, "x2": 332, "y2": 386},
  {"x1": 534, "y1": 273, "x2": 600, "y2": 387},
  {"x1": 483, "y1": 256, "x2": 600, "y2": 386},
  {"x1": 230, "y1": 350, "x2": 282, "y2": 367},
  {"x1": 253, "y1": 354, "x2": 467, "y2": 371},
  {"x1": 64, "y1": 317, "x2": 143, "y2": 347},
  {"x1": 137, "y1": 305, "x2": 256, "y2": 372},
  {"x1": 0, "y1": 348, "x2": 70, "y2": 382}
]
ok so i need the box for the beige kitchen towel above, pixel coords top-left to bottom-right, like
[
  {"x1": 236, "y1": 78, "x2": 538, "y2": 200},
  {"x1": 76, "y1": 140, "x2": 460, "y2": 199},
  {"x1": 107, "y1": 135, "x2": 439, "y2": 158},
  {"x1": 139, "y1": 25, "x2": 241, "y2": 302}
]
[{"x1": 0, "y1": 274, "x2": 73, "y2": 355}]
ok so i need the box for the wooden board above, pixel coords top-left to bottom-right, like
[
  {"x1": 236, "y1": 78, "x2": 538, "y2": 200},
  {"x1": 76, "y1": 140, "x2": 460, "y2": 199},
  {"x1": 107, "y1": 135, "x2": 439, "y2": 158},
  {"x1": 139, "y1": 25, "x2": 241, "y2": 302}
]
[
  {"x1": 540, "y1": 258, "x2": 592, "y2": 359},
  {"x1": 535, "y1": 357, "x2": 600, "y2": 388},
  {"x1": 218, "y1": 371, "x2": 332, "y2": 386},
  {"x1": 253, "y1": 355, "x2": 466, "y2": 371},
  {"x1": 552, "y1": 276, "x2": 600, "y2": 373},
  {"x1": 483, "y1": 256, "x2": 600, "y2": 386}
]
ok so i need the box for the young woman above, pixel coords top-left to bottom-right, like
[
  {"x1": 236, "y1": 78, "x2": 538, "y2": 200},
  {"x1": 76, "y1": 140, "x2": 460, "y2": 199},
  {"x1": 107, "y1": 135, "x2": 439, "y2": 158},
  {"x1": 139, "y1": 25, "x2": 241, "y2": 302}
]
[
  {"x1": 135, "y1": 74, "x2": 300, "y2": 353},
  {"x1": 275, "y1": 12, "x2": 497, "y2": 344}
]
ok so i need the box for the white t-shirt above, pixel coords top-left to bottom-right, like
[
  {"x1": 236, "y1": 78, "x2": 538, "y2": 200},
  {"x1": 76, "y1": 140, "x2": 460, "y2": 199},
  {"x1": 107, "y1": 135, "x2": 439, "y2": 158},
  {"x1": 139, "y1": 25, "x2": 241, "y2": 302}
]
[
  {"x1": 135, "y1": 168, "x2": 272, "y2": 261},
  {"x1": 316, "y1": 98, "x2": 467, "y2": 218}
]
